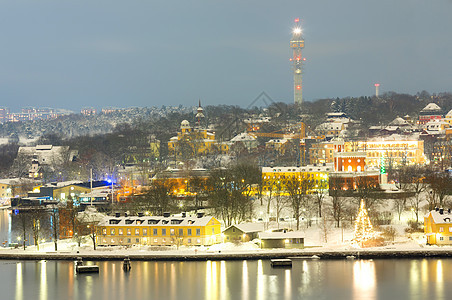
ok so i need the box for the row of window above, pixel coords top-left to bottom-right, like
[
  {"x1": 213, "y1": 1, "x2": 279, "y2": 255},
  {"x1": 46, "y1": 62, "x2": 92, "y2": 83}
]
[
  {"x1": 438, "y1": 226, "x2": 452, "y2": 233},
  {"x1": 100, "y1": 237, "x2": 203, "y2": 244},
  {"x1": 102, "y1": 227, "x2": 203, "y2": 236}
]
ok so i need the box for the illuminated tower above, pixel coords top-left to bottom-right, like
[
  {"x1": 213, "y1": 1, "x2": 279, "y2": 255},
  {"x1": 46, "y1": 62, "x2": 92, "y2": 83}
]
[{"x1": 290, "y1": 18, "x2": 305, "y2": 105}]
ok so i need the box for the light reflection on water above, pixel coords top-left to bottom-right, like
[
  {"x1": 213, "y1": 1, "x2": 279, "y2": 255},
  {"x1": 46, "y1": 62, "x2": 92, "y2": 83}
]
[{"x1": 5, "y1": 258, "x2": 452, "y2": 300}]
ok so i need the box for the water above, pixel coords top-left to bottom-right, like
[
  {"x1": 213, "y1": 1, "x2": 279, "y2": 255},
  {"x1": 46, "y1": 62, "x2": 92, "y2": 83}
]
[
  {"x1": 1, "y1": 210, "x2": 451, "y2": 299},
  {"x1": 0, "y1": 258, "x2": 451, "y2": 300}
]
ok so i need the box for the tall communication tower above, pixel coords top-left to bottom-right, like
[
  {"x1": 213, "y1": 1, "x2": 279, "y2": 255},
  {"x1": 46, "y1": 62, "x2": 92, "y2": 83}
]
[{"x1": 290, "y1": 18, "x2": 305, "y2": 105}]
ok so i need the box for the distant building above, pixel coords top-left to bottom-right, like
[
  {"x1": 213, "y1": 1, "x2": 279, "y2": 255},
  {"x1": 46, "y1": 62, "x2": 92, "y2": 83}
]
[
  {"x1": 419, "y1": 103, "x2": 443, "y2": 125},
  {"x1": 262, "y1": 164, "x2": 332, "y2": 194},
  {"x1": 81, "y1": 107, "x2": 96, "y2": 116}
]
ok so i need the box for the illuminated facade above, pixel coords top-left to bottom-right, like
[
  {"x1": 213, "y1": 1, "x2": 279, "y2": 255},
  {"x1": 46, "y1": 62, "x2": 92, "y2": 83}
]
[
  {"x1": 290, "y1": 18, "x2": 304, "y2": 105},
  {"x1": 96, "y1": 215, "x2": 222, "y2": 247},
  {"x1": 262, "y1": 164, "x2": 332, "y2": 194},
  {"x1": 425, "y1": 209, "x2": 452, "y2": 245},
  {"x1": 355, "y1": 139, "x2": 426, "y2": 168},
  {"x1": 418, "y1": 103, "x2": 443, "y2": 125}
]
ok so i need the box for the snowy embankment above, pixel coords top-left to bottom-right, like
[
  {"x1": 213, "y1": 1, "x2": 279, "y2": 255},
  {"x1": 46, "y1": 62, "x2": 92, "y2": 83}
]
[{"x1": 1, "y1": 228, "x2": 451, "y2": 261}]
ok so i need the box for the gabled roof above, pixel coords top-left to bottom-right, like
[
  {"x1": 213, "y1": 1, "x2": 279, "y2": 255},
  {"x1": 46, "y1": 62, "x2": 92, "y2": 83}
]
[
  {"x1": 425, "y1": 210, "x2": 452, "y2": 224},
  {"x1": 446, "y1": 109, "x2": 452, "y2": 117}
]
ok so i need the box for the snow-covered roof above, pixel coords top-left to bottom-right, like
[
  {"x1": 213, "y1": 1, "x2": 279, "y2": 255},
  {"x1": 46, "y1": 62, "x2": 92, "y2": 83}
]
[
  {"x1": 421, "y1": 103, "x2": 442, "y2": 112},
  {"x1": 231, "y1": 132, "x2": 257, "y2": 142},
  {"x1": 425, "y1": 210, "x2": 452, "y2": 224},
  {"x1": 98, "y1": 215, "x2": 217, "y2": 227},
  {"x1": 225, "y1": 223, "x2": 265, "y2": 233},
  {"x1": 42, "y1": 180, "x2": 83, "y2": 188},
  {"x1": 258, "y1": 231, "x2": 305, "y2": 239},
  {"x1": 446, "y1": 109, "x2": 452, "y2": 117},
  {"x1": 389, "y1": 117, "x2": 410, "y2": 126}
]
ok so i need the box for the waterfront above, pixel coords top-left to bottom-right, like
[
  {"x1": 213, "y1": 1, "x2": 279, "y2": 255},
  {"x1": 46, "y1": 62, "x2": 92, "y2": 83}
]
[{"x1": 3, "y1": 258, "x2": 452, "y2": 300}]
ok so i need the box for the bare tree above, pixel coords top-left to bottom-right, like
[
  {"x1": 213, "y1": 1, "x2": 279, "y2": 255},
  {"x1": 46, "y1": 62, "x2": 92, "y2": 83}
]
[{"x1": 285, "y1": 174, "x2": 315, "y2": 230}]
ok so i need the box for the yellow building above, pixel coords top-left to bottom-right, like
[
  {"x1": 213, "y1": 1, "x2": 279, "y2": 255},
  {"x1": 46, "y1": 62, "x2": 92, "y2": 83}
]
[
  {"x1": 168, "y1": 120, "x2": 222, "y2": 157},
  {"x1": 424, "y1": 209, "x2": 452, "y2": 245},
  {"x1": 0, "y1": 180, "x2": 13, "y2": 200},
  {"x1": 262, "y1": 164, "x2": 332, "y2": 194},
  {"x1": 96, "y1": 214, "x2": 222, "y2": 247},
  {"x1": 354, "y1": 139, "x2": 426, "y2": 168}
]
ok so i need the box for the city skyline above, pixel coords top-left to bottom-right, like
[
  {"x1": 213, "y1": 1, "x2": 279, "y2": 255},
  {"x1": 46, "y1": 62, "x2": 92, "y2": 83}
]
[{"x1": 0, "y1": 0, "x2": 451, "y2": 111}]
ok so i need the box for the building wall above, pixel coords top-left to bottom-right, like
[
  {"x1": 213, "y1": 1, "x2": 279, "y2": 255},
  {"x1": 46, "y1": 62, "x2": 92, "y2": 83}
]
[
  {"x1": 356, "y1": 140, "x2": 425, "y2": 167},
  {"x1": 425, "y1": 213, "x2": 452, "y2": 245},
  {"x1": 262, "y1": 165, "x2": 332, "y2": 194},
  {"x1": 97, "y1": 218, "x2": 221, "y2": 247}
]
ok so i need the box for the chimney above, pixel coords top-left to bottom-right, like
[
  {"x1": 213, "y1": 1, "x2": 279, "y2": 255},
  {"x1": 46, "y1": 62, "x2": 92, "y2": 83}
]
[
  {"x1": 115, "y1": 212, "x2": 120, "y2": 218},
  {"x1": 124, "y1": 212, "x2": 128, "y2": 217},
  {"x1": 439, "y1": 208, "x2": 444, "y2": 215},
  {"x1": 182, "y1": 212, "x2": 186, "y2": 218},
  {"x1": 435, "y1": 207, "x2": 439, "y2": 212},
  {"x1": 448, "y1": 208, "x2": 451, "y2": 214}
]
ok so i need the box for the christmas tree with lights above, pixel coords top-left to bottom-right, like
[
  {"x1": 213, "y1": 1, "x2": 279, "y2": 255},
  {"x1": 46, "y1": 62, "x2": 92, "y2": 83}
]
[{"x1": 352, "y1": 199, "x2": 377, "y2": 247}]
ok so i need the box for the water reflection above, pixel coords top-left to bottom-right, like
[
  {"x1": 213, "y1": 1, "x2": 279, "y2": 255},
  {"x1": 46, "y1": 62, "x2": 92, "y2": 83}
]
[
  {"x1": 353, "y1": 260, "x2": 376, "y2": 299},
  {"x1": 7, "y1": 258, "x2": 452, "y2": 300}
]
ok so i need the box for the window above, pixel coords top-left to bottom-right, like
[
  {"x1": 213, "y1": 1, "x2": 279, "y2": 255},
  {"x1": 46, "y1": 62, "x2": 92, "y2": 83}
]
[
  {"x1": 179, "y1": 229, "x2": 184, "y2": 236},
  {"x1": 127, "y1": 238, "x2": 131, "y2": 243},
  {"x1": 135, "y1": 228, "x2": 140, "y2": 235},
  {"x1": 196, "y1": 239, "x2": 201, "y2": 244},
  {"x1": 153, "y1": 238, "x2": 158, "y2": 243},
  {"x1": 143, "y1": 229, "x2": 147, "y2": 236},
  {"x1": 439, "y1": 227, "x2": 444, "y2": 232},
  {"x1": 449, "y1": 227, "x2": 452, "y2": 232},
  {"x1": 212, "y1": 228, "x2": 215, "y2": 235},
  {"x1": 188, "y1": 238, "x2": 192, "y2": 243},
  {"x1": 188, "y1": 229, "x2": 192, "y2": 236},
  {"x1": 170, "y1": 228, "x2": 175, "y2": 236},
  {"x1": 162, "y1": 229, "x2": 167, "y2": 236},
  {"x1": 111, "y1": 229, "x2": 115, "y2": 235},
  {"x1": 118, "y1": 228, "x2": 123, "y2": 235},
  {"x1": 127, "y1": 228, "x2": 131, "y2": 235},
  {"x1": 440, "y1": 237, "x2": 444, "y2": 241},
  {"x1": 102, "y1": 228, "x2": 107, "y2": 235},
  {"x1": 449, "y1": 237, "x2": 452, "y2": 241},
  {"x1": 153, "y1": 229, "x2": 158, "y2": 236},
  {"x1": 196, "y1": 229, "x2": 201, "y2": 236},
  {"x1": 136, "y1": 238, "x2": 140, "y2": 243}
]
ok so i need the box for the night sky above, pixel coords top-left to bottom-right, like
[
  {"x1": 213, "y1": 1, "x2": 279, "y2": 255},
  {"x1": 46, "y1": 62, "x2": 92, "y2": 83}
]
[{"x1": 0, "y1": 0, "x2": 451, "y2": 111}]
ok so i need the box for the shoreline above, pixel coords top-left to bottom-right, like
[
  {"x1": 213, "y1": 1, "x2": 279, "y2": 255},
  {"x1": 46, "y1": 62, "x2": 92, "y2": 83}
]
[{"x1": 2, "y1": 248, "x2": 452, "y2": 261}]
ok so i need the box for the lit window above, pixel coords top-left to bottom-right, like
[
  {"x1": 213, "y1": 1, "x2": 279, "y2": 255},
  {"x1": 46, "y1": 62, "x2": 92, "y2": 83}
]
[
  {"x1": 439, "y1": 227, "x2": 444, "y2": 232},
  {"x1": 118, "y1": 228, "x2": 123, "y2": 235},
  {"x1": 143, "y1": 229, "x2": 147, "y2": 236},
  {"x1": 127, "y1": 228, "x2": 131, "y2": 235},
  {"x1": 135, "y1": 228, "x2": 140, "y2": 235},
  {"x1": 102, "y1": 228, "x2": 107, "y2": 235},
  {"x1": 111, "y1": 229, "x2": 115, "y2": 236},
  {"x1": 196, "y1": 229, "x2": 201, "y2": 236}
]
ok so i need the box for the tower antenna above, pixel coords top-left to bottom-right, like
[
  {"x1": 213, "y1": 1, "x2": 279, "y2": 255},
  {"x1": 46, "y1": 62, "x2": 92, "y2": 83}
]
[{"x1": 290, "y1": 18, "x2": 305, "y2": 105}]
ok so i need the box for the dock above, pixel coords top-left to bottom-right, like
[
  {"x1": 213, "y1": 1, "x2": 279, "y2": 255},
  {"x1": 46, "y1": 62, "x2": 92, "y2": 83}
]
[
  {"x1": 271, "y1": 259, "x2": 292, "y2": 267},
  {"x1": 76, "y1": 265, "x2": 99, "y2": 273}
]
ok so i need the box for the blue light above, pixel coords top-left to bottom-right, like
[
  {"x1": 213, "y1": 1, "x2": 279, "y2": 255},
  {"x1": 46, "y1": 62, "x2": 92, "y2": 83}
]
[{"x1": 107, "y1": 179, "x2": 112, "y2": 184}]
